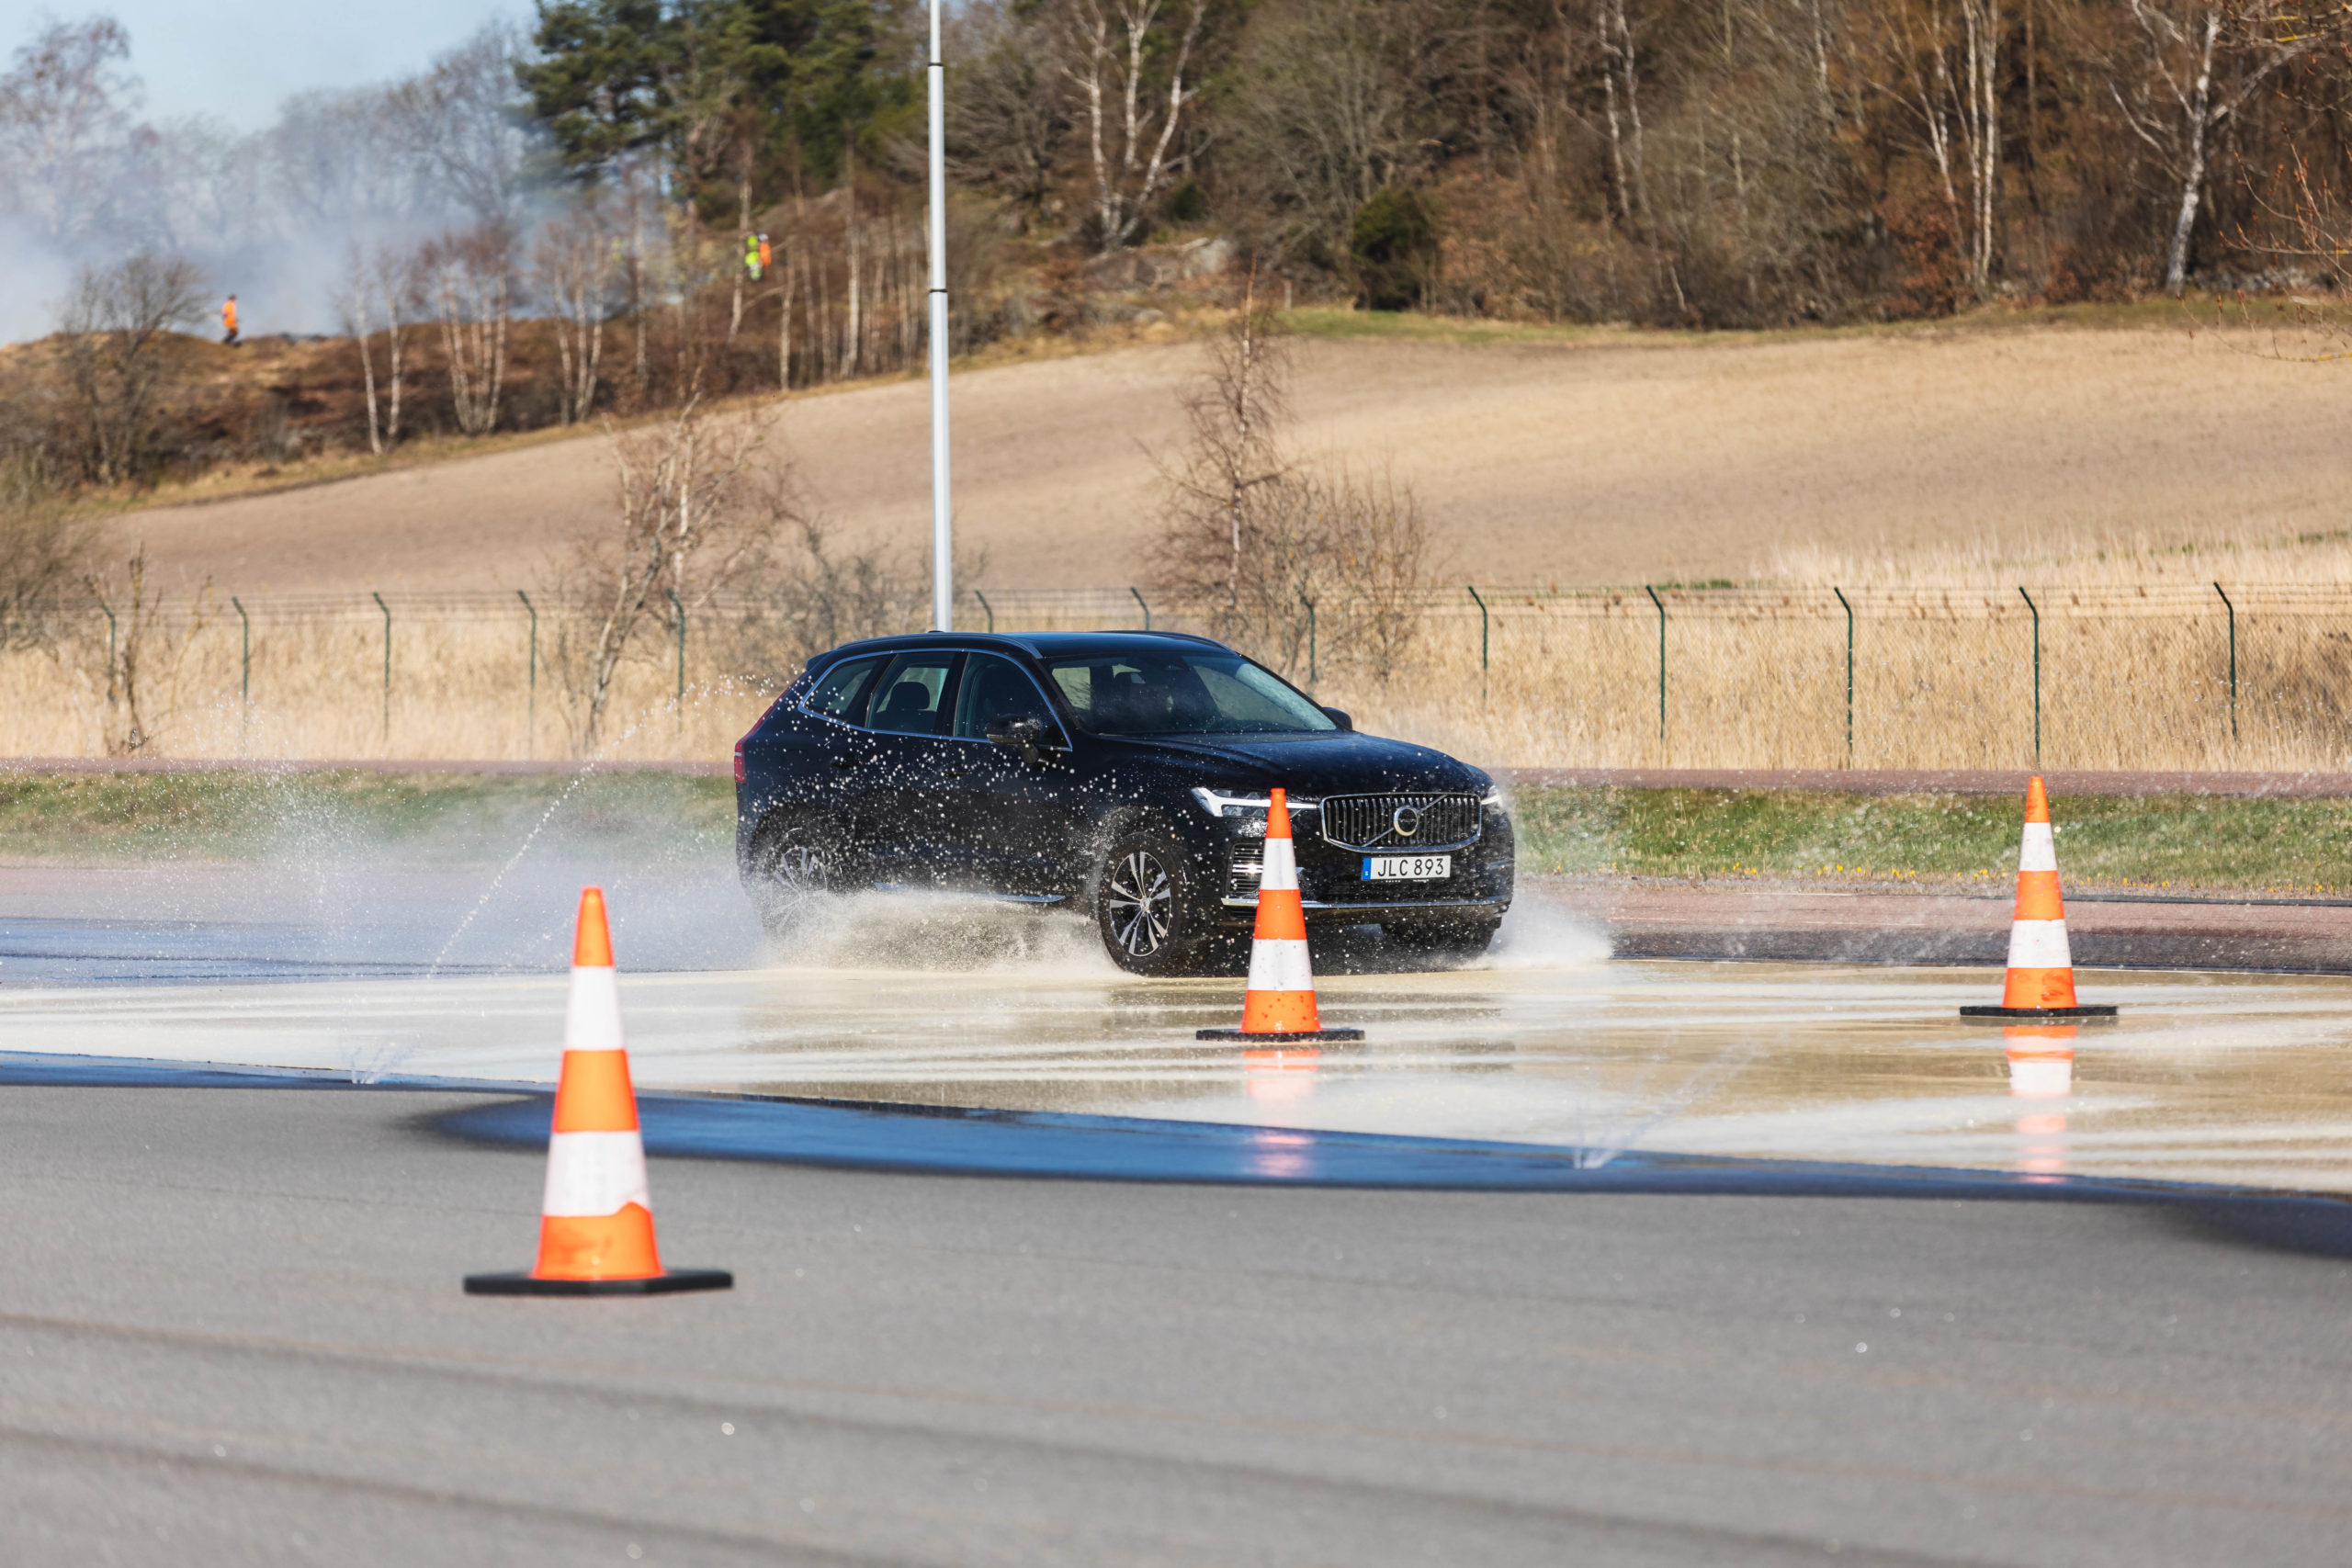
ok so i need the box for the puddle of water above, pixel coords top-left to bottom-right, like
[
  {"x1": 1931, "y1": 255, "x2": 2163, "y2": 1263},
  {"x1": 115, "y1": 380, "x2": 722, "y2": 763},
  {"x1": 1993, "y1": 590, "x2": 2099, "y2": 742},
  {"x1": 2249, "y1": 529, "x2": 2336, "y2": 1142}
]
[{"x1": 5, "y1": 886, "x2": 2350, "y2": 1191}]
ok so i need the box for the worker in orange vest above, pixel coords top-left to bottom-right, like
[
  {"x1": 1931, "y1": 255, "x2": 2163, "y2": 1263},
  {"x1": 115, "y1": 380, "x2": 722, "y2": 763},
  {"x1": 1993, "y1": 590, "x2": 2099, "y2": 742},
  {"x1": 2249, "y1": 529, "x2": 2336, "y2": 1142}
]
[
  {"x1": 221, "y1": 295, "x2": 239, "y2": 345},
  {"x1": 757, "y1": 233, "x2": 772, "y2": 272}
]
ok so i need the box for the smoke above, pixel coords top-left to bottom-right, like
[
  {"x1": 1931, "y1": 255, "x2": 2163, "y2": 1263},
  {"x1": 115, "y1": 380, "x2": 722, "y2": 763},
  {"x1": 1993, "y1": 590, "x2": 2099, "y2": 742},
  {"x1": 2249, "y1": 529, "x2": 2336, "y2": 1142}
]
[{"x1": 0, "y1": 12, "x2": 550, "y2": 344}]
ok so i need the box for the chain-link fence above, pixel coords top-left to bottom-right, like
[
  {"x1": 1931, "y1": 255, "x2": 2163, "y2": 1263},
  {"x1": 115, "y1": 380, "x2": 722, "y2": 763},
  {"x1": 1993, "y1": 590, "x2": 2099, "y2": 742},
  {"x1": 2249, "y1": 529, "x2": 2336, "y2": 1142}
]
[{"x1": 5, "y1": 582, "x2": 2346, "y2": 770}]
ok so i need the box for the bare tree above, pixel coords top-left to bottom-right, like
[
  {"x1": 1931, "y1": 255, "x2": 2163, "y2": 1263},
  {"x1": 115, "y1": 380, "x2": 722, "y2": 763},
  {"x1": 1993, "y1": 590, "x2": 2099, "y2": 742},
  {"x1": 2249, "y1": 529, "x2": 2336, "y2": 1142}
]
[
  {"x1": 83, "y1": 545, "x2": 217, "y2": 756},
  {"x1": 380, "y1": 22, "x2": 540, "y2": 228},
  {"x1": 57, "y1": 252, "x2": 207, "y2": 485},
  {"x1": 552, "y1": 401, "x2": 788, "y2": 750},
  {"x1": 2109, "y1": 1, "x2": 2343, "y2": 295},
  {"x1": 421, "y1": 223, "x2": 514, "y2": 435},
  {"x1": 1222, "y1": 0, "x2": 1424, "y2": 261},
  {"x1": 1058, "y1": 0, "x2": 1208, "y2": 251},
  {"x1": 533, "y1": 195, "x2": 616, "y2": 423},
  {"x1": 0, "y1": 15, "x2": 140, "y2": 245},
  {"x1": 334, "y1": 240, "x2": 421, "y2": 455},
  {"x1": 1872, "y1": 0, "x2": 2002, "y2": 298},
  {"x1": 1149, "y1": 284, "x2": 1432, "y2": 681},
  {"x1": 0, "y1": 419, "x2": 94, "y2": 653},
  {"x1": 1154, "y1": 284, "x2": 1295, "y2": 618},
  {"x1": 946, "y1": 0, "x2": 1073, "y2": 229}
]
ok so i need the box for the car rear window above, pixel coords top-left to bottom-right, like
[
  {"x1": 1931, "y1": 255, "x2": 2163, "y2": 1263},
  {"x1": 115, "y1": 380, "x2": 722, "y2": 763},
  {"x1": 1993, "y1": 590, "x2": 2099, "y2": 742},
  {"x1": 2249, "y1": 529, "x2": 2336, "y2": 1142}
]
[{"x1": 802, "y1": 656, "x2": 882, "y2": 719}]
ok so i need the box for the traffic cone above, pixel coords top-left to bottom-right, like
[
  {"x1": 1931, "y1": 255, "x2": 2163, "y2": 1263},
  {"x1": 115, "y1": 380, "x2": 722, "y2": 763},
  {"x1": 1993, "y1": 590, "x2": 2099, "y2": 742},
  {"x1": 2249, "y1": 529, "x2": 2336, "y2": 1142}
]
[
  {"x1": 1961, "y1": 776, "x2": 2117, "y2": 1021},
  {"x1": 1198, "y1": 787, "x2": 1363, "y2": 1043},
  {"x1": 466, "y1": 888, "x2": 731, "y2": 1297}
]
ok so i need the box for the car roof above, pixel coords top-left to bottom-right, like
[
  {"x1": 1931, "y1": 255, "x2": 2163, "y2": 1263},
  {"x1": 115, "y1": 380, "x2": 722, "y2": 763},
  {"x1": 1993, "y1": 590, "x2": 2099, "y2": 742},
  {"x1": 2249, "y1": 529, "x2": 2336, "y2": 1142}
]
[{"x1": 811, "y1": 629, "x2": 1231, "y2": 665}]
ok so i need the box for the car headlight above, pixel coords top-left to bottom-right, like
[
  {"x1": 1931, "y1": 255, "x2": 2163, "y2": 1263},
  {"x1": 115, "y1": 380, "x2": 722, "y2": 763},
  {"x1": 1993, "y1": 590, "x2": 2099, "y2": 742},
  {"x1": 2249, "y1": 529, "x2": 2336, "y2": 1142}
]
[{"x1": 1190, "y1": 787, "x2": 1320, "y2": 834}]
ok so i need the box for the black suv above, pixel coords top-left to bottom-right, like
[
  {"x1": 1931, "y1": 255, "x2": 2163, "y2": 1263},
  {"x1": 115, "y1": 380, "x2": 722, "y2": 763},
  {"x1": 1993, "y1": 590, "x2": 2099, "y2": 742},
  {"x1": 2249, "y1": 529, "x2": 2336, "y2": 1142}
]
[{"x1": 733, "y1": 630, "x2": 1512, "y2": 974}]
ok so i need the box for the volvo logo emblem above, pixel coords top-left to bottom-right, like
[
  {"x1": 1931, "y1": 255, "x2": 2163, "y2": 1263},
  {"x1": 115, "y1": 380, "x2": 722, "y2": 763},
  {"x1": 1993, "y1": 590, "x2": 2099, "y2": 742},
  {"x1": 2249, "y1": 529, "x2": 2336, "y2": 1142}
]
[{"x1": 1392, "y1": 805, "x2": 1422, "y2": 839}]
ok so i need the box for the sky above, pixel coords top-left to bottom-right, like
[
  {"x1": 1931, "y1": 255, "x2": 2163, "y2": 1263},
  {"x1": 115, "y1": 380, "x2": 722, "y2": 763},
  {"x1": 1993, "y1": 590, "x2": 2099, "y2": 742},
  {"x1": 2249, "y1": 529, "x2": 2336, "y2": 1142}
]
[{"x1": 15, "y1": 0, "x2": 537, "y2": 128}]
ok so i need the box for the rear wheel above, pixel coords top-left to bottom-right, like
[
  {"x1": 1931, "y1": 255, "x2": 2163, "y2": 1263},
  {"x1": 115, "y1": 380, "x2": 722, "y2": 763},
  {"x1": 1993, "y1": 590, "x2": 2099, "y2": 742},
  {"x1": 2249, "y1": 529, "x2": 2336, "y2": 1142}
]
[
  {"x1": 1383, "y1": 916, "x2": 1500, "y2": 965},
  {"x1": 746, "y1": 809, "x2": 844, "y2": 940},
  {"x1": 1093, "y1": 828, "x2": 1223, "y2": 976}
]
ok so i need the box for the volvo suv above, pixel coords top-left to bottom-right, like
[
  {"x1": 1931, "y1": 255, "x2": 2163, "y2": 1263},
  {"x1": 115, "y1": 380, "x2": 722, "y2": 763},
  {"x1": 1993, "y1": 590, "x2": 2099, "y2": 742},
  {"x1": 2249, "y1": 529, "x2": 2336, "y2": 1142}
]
[{"x1": 733, "y1": 630, "x2": 1513, "y2": 974}]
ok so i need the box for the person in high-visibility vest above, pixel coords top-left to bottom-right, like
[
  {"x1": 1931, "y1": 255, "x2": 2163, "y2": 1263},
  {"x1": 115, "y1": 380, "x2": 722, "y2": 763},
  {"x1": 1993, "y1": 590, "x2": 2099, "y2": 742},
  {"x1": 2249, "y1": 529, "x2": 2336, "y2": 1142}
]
[
  {"x1": 220, "y1": 295, "x2": 239, "y2": 345},
  {"x1": 742, "y1": 234, "x2": 762, "y2": 281},
  {"x1": 757, "y1": 233, "x2": 772, "y2": 273}
]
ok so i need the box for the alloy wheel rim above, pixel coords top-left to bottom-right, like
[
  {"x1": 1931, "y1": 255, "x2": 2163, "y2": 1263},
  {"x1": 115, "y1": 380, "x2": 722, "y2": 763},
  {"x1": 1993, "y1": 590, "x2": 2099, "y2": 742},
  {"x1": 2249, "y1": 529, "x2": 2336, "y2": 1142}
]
[{"x1": 1104, "y1": 850, "x2": 1173, "y2": 957}]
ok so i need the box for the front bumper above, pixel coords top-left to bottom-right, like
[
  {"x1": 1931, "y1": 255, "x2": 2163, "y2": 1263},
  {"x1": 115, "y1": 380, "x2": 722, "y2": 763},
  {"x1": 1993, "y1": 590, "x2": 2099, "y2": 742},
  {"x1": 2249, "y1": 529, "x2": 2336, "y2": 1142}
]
[{"x1": 1215, "y1": 843, "x2": 1513, "y2": 924}]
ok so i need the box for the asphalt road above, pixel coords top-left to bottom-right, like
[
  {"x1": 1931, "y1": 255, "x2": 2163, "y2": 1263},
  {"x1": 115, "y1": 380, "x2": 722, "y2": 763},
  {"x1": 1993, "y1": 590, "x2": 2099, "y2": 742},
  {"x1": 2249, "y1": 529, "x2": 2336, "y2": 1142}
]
[{"x1": 6, "y1": 1086, "x2": 2352, "y2": 1567}]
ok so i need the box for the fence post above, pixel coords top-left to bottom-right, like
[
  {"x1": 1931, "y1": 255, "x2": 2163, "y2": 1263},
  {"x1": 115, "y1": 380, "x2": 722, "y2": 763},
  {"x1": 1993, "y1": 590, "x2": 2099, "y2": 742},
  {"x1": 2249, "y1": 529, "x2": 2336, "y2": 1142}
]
[
  {"x1": 370, "y1": 591, "x2": 391, "y2": 741},
  {"x1": 2018, "y1": 586, "x2": 2041, "y2": 764},
  {"x1": 1644, "y1": 584, "x2": 1667, "y2": 751},
  {"x1": 232, "y1": 595, "x2": 251, "y2": 754},
  {"x1": 515, "y1": 590, "x2": 537, "y2": 759},
  {"x1": 667, "y1": 589, "x2": 686, "y2": 715},
  {"x1": 1465, "y1": 584, "x2": 1489, "y2": 700},
  {"x1": 1129, "y1": 586, "x2": 1151, "y2": 630},
  {"x1": 100, "y1": 604, "x2": 116, "y2": 697},
  {"x1": 974, "y1": 589, "x2": 994, "y2": 633},
  {"x1": 1831, "y1": 586, "x2": 1853, "y2": 767},
  {"x1": 1302, "y1": 594, "x2": 1317, "y2": 685},
  {"x1": 2213, "y1": 581, "x2": 2236, "y2": 740}
]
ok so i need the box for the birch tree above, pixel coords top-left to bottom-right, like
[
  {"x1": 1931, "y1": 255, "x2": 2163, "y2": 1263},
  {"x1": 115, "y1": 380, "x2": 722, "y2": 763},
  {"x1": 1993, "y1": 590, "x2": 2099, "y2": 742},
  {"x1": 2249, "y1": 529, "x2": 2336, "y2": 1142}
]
[
  {"x1": 533, "y1": 196, "x2": 616, "y2": 423},
  {"x1": 421, "y1": 224, "x2": 514, "y2": 435},
  {"x1": 2110, "y1": 0, "x2": 2342, "y2": 294},
  {"x1": 1058, "y1": 0, "x2": 1208, "y2": 251}
]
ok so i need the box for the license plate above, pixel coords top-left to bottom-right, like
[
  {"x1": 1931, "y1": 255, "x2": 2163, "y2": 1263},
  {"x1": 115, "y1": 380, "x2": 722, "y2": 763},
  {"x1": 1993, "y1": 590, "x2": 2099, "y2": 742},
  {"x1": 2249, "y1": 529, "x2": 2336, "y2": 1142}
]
[{"x1": 1362, "y1": 854, "x2": 1452, "y2": 882}]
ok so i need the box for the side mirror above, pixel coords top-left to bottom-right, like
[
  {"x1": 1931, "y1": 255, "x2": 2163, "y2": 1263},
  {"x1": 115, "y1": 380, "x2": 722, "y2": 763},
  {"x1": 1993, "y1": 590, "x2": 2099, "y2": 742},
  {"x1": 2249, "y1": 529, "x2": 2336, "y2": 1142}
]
[
  {"x1": 987, "y1": 714, "x2": 1049, "y2": 763},
  {"x1": 1319, "y1": 706, "x2": 1353, "y2": 731}
]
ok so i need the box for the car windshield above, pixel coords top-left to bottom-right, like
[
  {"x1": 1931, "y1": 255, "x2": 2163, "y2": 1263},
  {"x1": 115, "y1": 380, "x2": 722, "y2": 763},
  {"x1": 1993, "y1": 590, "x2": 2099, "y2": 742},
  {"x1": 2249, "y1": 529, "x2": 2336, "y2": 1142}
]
[{"x1": 1045, "y1": 650, "x2": 1336, "y2": 736}]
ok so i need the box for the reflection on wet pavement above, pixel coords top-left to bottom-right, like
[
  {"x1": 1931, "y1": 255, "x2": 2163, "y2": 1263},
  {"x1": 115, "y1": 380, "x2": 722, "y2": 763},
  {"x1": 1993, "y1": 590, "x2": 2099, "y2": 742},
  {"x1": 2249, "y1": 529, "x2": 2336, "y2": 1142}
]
[{"x1": 6, "y1": 888, "x2": 2352, "y2": 1192}]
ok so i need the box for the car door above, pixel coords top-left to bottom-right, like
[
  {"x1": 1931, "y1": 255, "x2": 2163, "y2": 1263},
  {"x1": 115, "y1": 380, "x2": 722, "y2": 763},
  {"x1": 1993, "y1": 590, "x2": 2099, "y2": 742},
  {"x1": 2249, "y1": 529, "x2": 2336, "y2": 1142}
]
[
  {"x1": 852, "y1": 649, "x2": 964, "y2": 883},
  {"x1": 776, "y1": 654, "x2": 890, "y2": 870},
  {"x1": 940, "y1": 652, "x2": 1080, "y2": 893}
]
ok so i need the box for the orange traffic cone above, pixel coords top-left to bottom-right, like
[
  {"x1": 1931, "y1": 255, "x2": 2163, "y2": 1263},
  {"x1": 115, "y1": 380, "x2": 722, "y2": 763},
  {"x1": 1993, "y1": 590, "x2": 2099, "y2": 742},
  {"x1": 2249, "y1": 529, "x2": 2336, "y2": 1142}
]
[
  {"x1": 1961, "y1": 776, "x2": 2117, "y2": 1021},
  {"x1": 466, "y1": 888, "x2": 731, "y2": 1296},
  {"x1": 1198, "y1": 788, "x2": 1363, "y2": 1043}
]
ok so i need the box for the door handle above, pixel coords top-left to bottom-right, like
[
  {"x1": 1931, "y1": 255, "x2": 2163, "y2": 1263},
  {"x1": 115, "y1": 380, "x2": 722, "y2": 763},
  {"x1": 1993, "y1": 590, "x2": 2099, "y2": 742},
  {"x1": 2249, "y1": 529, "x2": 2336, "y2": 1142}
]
[
  {"x1": 831, "y1": 754, "x2": 860, "y2": 771},
  {"x1": 945, "y1": 764, "x2": 974, "y2": 779}
]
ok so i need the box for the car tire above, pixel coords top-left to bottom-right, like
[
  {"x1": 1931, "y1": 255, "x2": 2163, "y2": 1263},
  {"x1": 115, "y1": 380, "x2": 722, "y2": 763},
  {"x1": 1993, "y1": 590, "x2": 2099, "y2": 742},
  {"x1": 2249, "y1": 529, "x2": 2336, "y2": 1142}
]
[
  {"x1": 1092, "y1": 826, "x2": 1222, "y2": 976},
  {"x1": 746, "y1": 808, "x2": 845, "y2": 940},
  {"x1": 1383, "y1": 916, "x2": 1500, "y2": 965}
]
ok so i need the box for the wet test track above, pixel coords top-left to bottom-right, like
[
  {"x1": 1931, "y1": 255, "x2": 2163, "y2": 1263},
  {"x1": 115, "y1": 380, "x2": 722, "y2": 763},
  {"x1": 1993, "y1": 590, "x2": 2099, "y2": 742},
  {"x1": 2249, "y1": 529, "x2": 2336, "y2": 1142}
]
[{"x1": 8, "y1": 884, "x2": 2352, "y2": 1563}]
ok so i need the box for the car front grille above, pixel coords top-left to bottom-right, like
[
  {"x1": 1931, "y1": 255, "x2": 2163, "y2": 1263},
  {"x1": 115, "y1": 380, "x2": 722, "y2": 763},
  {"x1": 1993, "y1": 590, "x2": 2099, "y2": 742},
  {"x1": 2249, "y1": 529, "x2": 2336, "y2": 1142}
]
[{"x1": 1317, "y1": 793, "x2": 1483, "y2": 853}]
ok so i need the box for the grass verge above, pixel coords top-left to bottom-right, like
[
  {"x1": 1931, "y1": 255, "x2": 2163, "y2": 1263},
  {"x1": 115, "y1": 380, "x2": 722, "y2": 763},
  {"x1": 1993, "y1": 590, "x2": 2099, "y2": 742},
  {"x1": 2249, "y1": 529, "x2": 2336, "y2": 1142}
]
[
  {"x1": 1510, "y1": 787, "x2": 2352, "y2": 896},
  {"x1": 0, "y1": 771, "x2": 735, "y2": 864},
  {"x1": 5, "y1": 774, "x2": 2345, "y2": 896}
]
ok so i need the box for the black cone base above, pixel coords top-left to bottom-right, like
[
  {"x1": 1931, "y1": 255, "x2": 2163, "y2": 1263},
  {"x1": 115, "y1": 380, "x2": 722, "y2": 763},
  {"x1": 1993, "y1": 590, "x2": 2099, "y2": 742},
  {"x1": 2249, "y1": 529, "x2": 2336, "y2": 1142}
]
[
  {"x1": 1959, "y1": 1005, "x2": 2119, "y2": 1021},
  {"x1": 1197, "y1": 1027, "x2": 1365, "y2": 1043},
  {"x1": 464, "y1": 1267, "x2": 733, "y2": 1296}
]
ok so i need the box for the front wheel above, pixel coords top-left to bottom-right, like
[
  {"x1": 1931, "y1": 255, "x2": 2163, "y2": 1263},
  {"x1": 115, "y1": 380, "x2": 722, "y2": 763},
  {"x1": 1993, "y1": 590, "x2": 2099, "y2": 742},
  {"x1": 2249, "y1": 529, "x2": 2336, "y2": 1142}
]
[{"x1": 1093, "y1": 828, "x2": 1223, "y2": 976}]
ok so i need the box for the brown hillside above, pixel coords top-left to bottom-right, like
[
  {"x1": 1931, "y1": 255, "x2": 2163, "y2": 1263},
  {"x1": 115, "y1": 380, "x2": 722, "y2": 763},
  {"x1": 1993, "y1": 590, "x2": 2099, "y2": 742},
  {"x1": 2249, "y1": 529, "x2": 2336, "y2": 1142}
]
[{"x1": 99, "y1": 318, "x2": 2348, "y2": 594}]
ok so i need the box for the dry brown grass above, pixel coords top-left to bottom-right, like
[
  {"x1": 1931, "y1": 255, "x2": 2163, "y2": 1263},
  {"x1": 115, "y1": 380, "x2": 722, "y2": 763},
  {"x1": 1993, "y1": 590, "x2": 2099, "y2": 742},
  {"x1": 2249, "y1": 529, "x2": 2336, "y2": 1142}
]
[{"x1": 16, "y1": 524, "x2": 2351, "y2": 771}]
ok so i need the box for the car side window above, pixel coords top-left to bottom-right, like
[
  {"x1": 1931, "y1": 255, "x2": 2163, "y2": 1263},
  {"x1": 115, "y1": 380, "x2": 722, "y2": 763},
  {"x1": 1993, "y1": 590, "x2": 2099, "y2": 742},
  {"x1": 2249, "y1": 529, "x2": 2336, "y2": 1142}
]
[
  {"x1": 953, "y1": 653, "x2": 1053, "y2": 739},
  {"x1": 863, "y1": 652, "x2": 957, "y2": 735},
  {"x1": 801, "y1": 657, "x2": 882, "y2": 720}
]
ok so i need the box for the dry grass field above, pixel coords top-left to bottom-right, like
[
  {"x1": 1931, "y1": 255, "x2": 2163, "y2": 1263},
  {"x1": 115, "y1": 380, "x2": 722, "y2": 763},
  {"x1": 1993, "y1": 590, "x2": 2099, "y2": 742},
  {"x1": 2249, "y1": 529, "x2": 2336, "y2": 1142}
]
[
  {"x1": 110, "y1": 312, "x2": 2350, "y2": 596},
  {"x1": 19, "y1": 313, "x2": 2352, "y2": 769}
]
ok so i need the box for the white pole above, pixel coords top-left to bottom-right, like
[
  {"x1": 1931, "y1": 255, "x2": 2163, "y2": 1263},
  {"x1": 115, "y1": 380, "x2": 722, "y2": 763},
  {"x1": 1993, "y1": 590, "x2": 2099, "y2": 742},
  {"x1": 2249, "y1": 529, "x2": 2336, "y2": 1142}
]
[{"x1": 926, "y1": 0, "x2": 953, "y2": 632}]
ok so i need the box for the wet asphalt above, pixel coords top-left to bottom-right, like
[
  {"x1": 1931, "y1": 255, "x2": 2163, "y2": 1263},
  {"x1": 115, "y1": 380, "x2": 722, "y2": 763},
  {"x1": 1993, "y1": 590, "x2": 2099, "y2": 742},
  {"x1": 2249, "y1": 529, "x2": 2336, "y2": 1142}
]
[{"x1": 6, "y1": 1084, "x2": 2351, "y2": 1567}]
